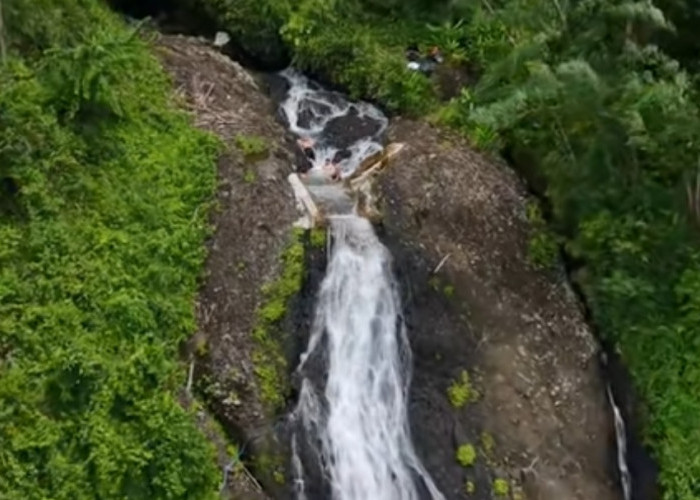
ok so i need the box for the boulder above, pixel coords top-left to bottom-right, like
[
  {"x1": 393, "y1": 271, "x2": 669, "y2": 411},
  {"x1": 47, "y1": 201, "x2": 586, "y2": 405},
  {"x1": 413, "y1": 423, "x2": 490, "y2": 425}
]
[{"x1": 377, "y1": 118, "x2": 621, "y2": 500}]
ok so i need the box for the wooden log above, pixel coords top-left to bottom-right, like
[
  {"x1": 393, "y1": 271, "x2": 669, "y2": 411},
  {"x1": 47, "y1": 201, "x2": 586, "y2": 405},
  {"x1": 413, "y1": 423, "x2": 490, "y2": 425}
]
[
  {"x1": 288, "y1": 173, "x2": 324, "y2": 227},
  {"x1": 348, "y1": 142, "x2": 405, "y2": 190}
]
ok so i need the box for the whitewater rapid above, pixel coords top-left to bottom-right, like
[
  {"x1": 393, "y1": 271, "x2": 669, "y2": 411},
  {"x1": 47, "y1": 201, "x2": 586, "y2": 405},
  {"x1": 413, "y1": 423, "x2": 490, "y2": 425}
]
[{"x1": 292, "y1": 216, "x2": 443, "y2": 500}]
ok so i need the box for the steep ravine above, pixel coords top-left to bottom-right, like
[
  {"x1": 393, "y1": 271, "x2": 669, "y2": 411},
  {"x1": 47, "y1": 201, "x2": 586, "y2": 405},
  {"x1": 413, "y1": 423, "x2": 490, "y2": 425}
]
[{"x1": 154, "y1": 33, "x2": 644, "y2": 500}]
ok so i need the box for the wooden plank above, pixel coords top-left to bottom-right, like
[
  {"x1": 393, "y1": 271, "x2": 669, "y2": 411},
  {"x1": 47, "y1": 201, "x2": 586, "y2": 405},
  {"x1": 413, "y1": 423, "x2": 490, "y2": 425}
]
[
  {"x1": 348, "y1": 142, "x2": 405, "y2": 189},
  {"x1": 288, "y1": 173, "x2": 322, "y2": 226}
]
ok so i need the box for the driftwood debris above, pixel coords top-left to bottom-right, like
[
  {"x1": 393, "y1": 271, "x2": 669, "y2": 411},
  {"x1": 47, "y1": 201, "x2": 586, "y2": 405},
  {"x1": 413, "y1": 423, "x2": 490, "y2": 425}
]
[{"x1": 288, "y1": 142, "x2": 405, "y2": 227}]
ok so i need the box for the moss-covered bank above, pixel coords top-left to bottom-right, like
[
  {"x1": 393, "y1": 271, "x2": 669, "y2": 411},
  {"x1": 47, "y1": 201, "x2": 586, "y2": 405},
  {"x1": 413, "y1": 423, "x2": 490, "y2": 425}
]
[{"x1": 0, "y1": 1, "x2": 220, "y2": 497}]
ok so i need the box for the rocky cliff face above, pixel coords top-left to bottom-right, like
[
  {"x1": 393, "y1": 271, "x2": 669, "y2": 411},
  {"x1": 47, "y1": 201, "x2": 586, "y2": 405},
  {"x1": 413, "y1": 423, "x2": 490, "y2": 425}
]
[
  {"x1": 377, "y1": 119, "x2": 620, "y2": 499},
  {"x1": 156, "y1": 34, "x2": 621, "y2": 500}
]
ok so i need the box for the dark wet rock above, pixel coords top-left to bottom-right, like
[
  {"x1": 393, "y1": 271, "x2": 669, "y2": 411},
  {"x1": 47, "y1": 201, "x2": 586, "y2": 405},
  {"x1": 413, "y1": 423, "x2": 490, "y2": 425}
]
[
  {"x1": 314, "y1": 89, "x2": 345, "y2": 107},
  {"x1": 296, "y1": 101, "x2": 333, "y2": 130},
  {"x1": 601, "y1": 349, "x2": 661, "y2": 500},
  {"x1": 323, "y1": 107, "x2": 385, "y2": 149},
  {"x1": 262, "y1": 72, "x2": 291, "y2": 108}
]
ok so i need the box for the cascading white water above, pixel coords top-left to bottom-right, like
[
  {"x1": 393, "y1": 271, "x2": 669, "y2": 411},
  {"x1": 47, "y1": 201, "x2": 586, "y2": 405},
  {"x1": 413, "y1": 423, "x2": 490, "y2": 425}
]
[
  {"x1": 279, "y1": 70, "x2": 442, "y2": 499},
  {"x1": 280, "y1": 69, "x2": 387, "y2": 177},
  {"x1": 293, "y1": 216, "x2": 443, "y2": 500},
  {"x1": 607, "y1": 386, "x2": 632, "y2": 500}
]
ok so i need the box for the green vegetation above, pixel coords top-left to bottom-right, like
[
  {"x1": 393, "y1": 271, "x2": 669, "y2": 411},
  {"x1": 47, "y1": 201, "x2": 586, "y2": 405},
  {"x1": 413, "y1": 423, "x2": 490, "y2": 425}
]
[
  {"x1": 0, "y1": 0, "x2": 220, "y2": 497},
  {"x1": 465, "y1": 480, "x2": 475, "y2": 495},
  {"x1": 254, "y1": 451, "x2": 286, "y2": 488},
  {"x1": 243, "y1": 169, "x2": 257, "y2": 183},
  {"x1": 310, "y1": 227, "x2": 327, "y2": 249},
  {"x1": 525, "y1": 200, "x2": 560, "y2": 270},
  {"x1": 234, "y1": 133, "x2": 268, "y2": 158},
  {"x1": 492, "y1": 478, "x2": 509, "y2": 497},
  {"x1": 480, "y1": 431, "x2": 495, "y2": 455},
  {"x1": 196, "y1": 337, "x2": 210, "y2": 357},
  {"x1": 464, "y1": 481, "x2": 476, "y2": 495},
  {"x1": 456, "y1": 443, "x2": 476, "y2": 467},
  {"x1": 435, "y1": 2, "x2": 700, "y2": 497},
  {"x1": 182, "y1": 0, "x2": 483, "y2": 113},
  {"x1": 251, "y1": 229, "x2": 306, "y2": 411},
  {"x1": 447, "y1": 369, "x2": 477, "y2": 408}
]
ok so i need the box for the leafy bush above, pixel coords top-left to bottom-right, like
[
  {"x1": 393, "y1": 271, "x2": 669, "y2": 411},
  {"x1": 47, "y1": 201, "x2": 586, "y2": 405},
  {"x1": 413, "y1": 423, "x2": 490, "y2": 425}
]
[
  {"x1": 440, "y1": 1, "x2": 700, "y2": 497},
  {"x1": 281, "y1": 1, "x2": 436, "y2": 114},
  {"x1": 456, "y1": 444, "x2": 476, "y2": 467},
  {"x1": 492, "y1": 478, "x2": 509, "y2": 496},
  {"x1": 187, "y1": 0, "x2": 291, "y2": 67},
  {"x1": 235, "y1": 133, "x2": 268, "y2": 157},
  {"x1": 525, "y1": 201, "x2": 560, "y2": 269},
  {"x1": 0, "y1": 1, "x2": 220, "y2": 498},
  {"x1": 447, "y1": 370, "x2": 477, "y2": 408}
]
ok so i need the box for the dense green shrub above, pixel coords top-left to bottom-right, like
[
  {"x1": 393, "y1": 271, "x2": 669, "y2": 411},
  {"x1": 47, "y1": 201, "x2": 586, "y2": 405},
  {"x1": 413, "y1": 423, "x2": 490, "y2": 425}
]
[
  {"x1": 438, "y1": 1, "x2": 700, "y2": 497},
  {"x1": 0, "y1": 1, "x2": 220, "y2": 498},
  {"x1": 186, "y1": 0, "x2": 292, "y2": 67}
]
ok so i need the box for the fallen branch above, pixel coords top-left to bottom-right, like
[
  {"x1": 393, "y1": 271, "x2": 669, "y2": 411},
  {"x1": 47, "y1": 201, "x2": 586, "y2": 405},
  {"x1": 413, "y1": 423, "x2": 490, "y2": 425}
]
[
  {"x1": 186, "y1": 360, "x2": 195, "y2": 395},
  {"x1": 433, "y1": 254, "x2": 451, "y2": 274}
]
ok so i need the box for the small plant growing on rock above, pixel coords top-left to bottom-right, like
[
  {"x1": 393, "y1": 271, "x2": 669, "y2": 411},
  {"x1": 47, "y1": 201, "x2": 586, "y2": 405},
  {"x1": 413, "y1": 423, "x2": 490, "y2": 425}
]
[
  {"x1": 235, "y1": 133, "x2": 267, "y2": 158},
  {"x1": 448, "y1": 370, "x2": 477, "y2": 408},
  {"x1": 310, "y1": 228, "x2": 326, "y2": 249},
  {"x1": 480, "y1": 431, "x2": 495, "y2": 454},
  {"x1": 525, "y1": 200, "x2": 560, "y2": 270},
  {"x1": 456, "y1": 444, "x2": 476, "y2": 467},
  {"x1": 243, "y1": 169, "x2": 256, "y2": 183},
  {"x1": 195, "y1": 337, "x2": 208, "y2": 357},
  {"x1": 465, "y1": 480, "x2": 475, "y2": 494},
  {"x1": 493, "y1": 478, "x2": 509, "y2": 496}
]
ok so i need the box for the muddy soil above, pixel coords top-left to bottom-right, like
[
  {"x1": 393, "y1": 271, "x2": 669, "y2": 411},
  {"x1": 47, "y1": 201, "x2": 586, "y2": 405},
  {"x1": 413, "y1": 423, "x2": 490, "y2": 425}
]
[{"x1": 377, "y1": 118, "x2": 622, "y2": 500}]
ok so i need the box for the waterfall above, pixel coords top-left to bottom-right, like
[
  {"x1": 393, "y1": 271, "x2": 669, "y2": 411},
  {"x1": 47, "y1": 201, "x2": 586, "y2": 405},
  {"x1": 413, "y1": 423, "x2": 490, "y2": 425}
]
[
  {"x1": 280, "y1": 69, "x2": 441, "y2": 499},
  {"x1": 292, "y1": 215, "x2": 443, "y2": 500},
  {"x1": 607, "y1": 386, "x2": 632, "y2": 500}
]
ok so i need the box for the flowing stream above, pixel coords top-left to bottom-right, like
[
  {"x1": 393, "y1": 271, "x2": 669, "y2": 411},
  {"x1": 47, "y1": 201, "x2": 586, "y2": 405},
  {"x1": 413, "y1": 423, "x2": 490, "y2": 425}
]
[
  {"x1": 608, "y1": 386, "x2": 632, "y2": 500},
  {"x1": 279, "y1": 71, "x2": 444, "y2": 500}
]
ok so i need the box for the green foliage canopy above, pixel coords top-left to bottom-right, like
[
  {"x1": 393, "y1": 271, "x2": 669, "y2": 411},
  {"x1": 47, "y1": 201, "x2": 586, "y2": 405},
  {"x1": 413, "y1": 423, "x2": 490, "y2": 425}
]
[
  {"x1": 0, "y1": 1, "x2": 220, "y2": 498},
  {"x1": 438, "y1": 1, "x2": 700, "y2": 497}
]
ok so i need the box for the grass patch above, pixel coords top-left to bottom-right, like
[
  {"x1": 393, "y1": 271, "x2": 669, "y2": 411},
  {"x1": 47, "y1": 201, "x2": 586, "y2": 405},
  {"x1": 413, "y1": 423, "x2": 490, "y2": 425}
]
[
  {"x1": 480, "y1": 431, "x2": 495, "y2": 455},
  {"x1": 492, "y1": 478, "x2": 509, "y2": 496},
  {"x1": 243, "y1": 169, "x2": 257, "y2": 183},
  {"x1": 447, "y1": 370, "x2": 478, "y2": 408},
  {"x1": 250, "y1": 229, "x2": 306, "y2": 411},
  {"x1": 456, "y1": 443, "x2": 477, "y2": 467},
  {"x1": 525, "y1": 201, "x2": 560, "y2": 270},
  {"x1": 310, "y1": 227, "x2": 327, "y2": 249},
  {"x1": 234, "y1": 134, "x2": 268, "y2": 158},
  {"x1": 465, "y1": 480, "x2": 476, "y2": 494}
]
